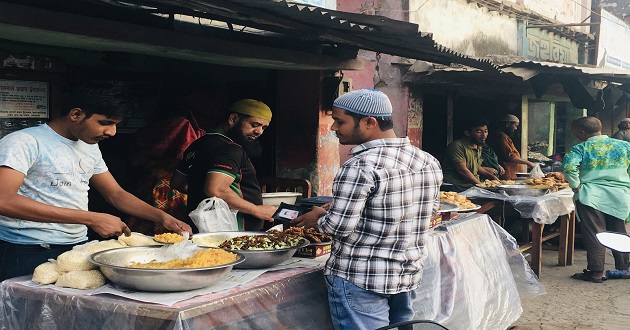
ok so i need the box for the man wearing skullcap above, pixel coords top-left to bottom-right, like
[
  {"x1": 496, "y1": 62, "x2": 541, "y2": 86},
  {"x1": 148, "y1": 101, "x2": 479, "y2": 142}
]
[
  {"x1": 171, "y1": 99, "x2": 277, "y2": 232},
  {"x1": 612, "y1": 118, "x2": 630, "y2": 142},
  {"x1": 292, "y1": 89, "x2": 443, "y2": 329},
  {"x1": 488, "y1": 114, "x2": 536, "y2": 179}
]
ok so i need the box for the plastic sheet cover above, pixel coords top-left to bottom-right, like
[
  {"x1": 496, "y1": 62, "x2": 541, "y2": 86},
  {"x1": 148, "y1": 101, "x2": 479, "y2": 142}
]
[
  {"x1": 0, "y1": 214, "x2": 543, "y2": 330},
  {"x1": 414, "y1": 213, "x2": 545, "y2": 330},
  {"x1": 0, "y1": 268, "x2": 333, "y2": 330},
  {"x1": 461, "y1": 187, "x2": 574, "y2": 224}
]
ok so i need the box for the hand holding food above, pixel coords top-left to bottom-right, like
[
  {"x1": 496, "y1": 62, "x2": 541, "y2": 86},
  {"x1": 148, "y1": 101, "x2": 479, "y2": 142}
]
[{"x1": 160, "y1": 216, "x2": 193, "y2": 236}]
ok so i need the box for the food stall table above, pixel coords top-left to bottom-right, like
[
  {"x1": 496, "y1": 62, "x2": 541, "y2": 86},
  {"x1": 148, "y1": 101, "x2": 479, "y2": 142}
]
[
  {"x1": 462, "y1": 187, "x2": 576, "y2": 277},
  {"x1": 0, "y1": 214, "x2": 542, "y2": 330}
]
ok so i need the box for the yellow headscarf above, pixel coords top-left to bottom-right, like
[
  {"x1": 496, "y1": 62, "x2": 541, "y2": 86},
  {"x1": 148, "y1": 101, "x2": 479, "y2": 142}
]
[{"x1": 229, "y1": 99, "x2": 272, "y2": 121}]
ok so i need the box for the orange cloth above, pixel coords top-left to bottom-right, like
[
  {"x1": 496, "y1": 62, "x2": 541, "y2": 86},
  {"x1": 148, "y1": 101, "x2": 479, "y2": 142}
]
[
  {"x1": 493, "y1": 130, "x2": 525, "y2": 180},
  {"x1": 131, "y1": 116, "x2": 205, "y2": 161},
  {"x1": 127, "y1": 159, "x2": 188, "y2": 235},
  {"x1": 126, "y1": 115, "x2": 205, "y2": 235}
]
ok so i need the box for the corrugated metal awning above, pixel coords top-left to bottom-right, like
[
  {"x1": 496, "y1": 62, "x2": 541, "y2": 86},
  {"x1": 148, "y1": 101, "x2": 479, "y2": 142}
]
[
  {"x1": 51, "y1": 0, "x2": 496, "y2": 70},
  {"x1": 404, "y1": 57, "x2": 630, "y2": 113},
  {"x1": 498, "y1": 60, "x2": 630, "y2": 84}
]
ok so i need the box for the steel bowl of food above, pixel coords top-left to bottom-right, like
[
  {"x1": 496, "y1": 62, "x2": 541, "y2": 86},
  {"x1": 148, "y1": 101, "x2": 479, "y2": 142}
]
[
  {"x1": 497, "y1": 184, "x2": 549, "y2": 197},
  {"x1": 193, "y1": 231, "x2": 309, "y2": 269},
  {"x1": 89, "y1": 246, "x2": 244, "y2": 292}
]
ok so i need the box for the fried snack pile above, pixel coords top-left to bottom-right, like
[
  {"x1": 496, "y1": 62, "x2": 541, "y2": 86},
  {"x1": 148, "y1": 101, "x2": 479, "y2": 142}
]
[
  {"x1": 284, "y1": 227, "x2": 332, "y2": 243},
  {"x1": 523, "y1": 172, "x2": 569, "y2": 191},
  {"x1": 154, "y1": 233, "x2": 186, "y2": 243},
  {"x1": 219, "y1": 231, "x2": 302, "y2": 250},
  {"x1": 129, "y1": 248, "x2": 238, "y2": 269},
  {"x1": 476, "y1": 179, "x2": 517, "y2": 188},
  {"x1": 545, "y1": 172, "x2": 566, "y2": 181},
  {"x1": 440, "y1": 191, "x2": 477, "y2": 210}
]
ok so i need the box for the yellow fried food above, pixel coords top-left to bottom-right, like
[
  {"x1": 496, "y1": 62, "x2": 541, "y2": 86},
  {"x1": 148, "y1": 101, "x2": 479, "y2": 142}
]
[
  {"x1": 523, "y1": 176, "x2": 568, "y2": 190},
  {"x1": 476, "y1": 179, "x2": 516, "y2": 188},
  {"x1": 129, "y1": 248, "x2": 238, "y2": 269},
  {"x1": 459, "y1": 202, "x2": 477, "y2": 210},
  {"x1": 154, "y1": 233, "x2": 185, "y2": 243},
  {"x1": 440, "y1": 192, "x2": 476, "y2": 209}
]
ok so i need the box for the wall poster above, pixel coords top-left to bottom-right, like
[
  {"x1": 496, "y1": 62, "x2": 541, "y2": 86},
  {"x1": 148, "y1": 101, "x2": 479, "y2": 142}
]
[{"x1": 0, "y1": 79, "x2": 49, "y2": 118}]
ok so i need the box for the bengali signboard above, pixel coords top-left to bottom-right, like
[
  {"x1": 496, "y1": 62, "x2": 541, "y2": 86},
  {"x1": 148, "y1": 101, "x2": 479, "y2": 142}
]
[
  {"x1": 0, "y1": 80, "x2": 49, "y2": 118},
  {"x1": 523, "y1": 28, "x2": 579, "y2": 64}
]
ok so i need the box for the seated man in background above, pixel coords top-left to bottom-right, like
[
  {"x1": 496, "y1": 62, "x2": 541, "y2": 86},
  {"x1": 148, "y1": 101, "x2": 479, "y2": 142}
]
[
  {"x1": 171, "y1": 99, "x2": 278, "y2": 233},
  {"x1": 442, "y1": 119, "x2": 498, "y2": 191},
  {"x1": 612, "y1": 118, "x2": 630, "y2": 142}
]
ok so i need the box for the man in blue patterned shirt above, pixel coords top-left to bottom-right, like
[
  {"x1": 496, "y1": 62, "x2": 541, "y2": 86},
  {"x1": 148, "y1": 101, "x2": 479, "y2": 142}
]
[
  {"x1": 292, "y1": 89, "x2": 443, "y2": 329},
  {"x1": 563, "y1": 116, "x2": 630, "y2": 283}
]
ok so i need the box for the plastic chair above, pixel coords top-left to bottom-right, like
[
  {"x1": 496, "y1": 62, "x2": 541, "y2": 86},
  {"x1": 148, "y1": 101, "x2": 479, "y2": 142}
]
[
  {"x1": 259, "y1": 177, "x2": 312, "y2": 198},
  {"x1": 376, "y1": 320, "x2": 449, "y2": 330}
]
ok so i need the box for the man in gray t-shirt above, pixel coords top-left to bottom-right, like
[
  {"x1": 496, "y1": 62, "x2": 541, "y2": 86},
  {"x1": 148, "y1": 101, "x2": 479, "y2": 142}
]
[{"x1": 0, "y1": 82, "x2": 192, "y2": 281}]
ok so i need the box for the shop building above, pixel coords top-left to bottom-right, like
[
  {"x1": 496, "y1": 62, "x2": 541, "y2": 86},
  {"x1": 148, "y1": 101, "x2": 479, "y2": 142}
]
[{"x1": 0, "y1": 0, "x2": 482, "y2": 199}]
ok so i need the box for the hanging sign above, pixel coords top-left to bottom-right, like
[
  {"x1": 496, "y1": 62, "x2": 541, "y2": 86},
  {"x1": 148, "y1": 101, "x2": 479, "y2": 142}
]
[
  {"x1": 596, "y1": 9, "x2": 630, "y2": 70},
  {"x1": 0, "y1": 80, "x2": 49, "y2": 118}
]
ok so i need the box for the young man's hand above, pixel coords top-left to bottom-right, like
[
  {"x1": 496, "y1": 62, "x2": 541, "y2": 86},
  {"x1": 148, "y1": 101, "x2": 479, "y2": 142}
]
[
  {"x1": 291, "y1": 206, "x2": 327, "y2": 229},
  {"x1": 161, "y1": 216, "x2": 193, "y2": 235},
  {"x1": 89, "y1": 213, "x2": 132, "y2": 238}
]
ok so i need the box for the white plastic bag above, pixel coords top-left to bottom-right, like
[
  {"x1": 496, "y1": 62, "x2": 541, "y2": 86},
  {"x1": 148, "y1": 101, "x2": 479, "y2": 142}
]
[
  {"x1": 189, "y1": 197, "x2": 239, "y2": 233},
  {"x1": 529, "y1": 163, "x2": 544, "y2": 179}
]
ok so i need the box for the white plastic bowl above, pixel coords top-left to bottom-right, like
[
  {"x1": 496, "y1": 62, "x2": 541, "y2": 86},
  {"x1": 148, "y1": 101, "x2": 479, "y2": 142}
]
[{"x1": 261, "y1": 192, "x2": 303, "y2": 206}]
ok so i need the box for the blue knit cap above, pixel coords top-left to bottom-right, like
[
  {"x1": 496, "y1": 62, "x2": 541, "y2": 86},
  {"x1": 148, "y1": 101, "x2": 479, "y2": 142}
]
[{"x1": 333, "y1": 89, "x2": 392, "y2": 117}]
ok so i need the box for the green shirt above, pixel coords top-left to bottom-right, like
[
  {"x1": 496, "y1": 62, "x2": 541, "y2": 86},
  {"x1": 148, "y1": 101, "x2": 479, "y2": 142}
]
[
  {"x1": 481, "y1": 144, "x2": 499, "y2": 170},
  {"x1": 562, "y1": 135, "x2": 630, "y2": 221},
  {"x1": 442, "y1": 138, "x2": 482, "y2": 189},
  {"x1": 481, "y1": 144, "x2": 500, "y2": 180}
]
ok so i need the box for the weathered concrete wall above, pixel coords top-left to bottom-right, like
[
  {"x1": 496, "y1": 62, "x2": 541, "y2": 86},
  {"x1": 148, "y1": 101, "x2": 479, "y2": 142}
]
[
  {"x1": 408, "y1": 91, "x2": 423, "y2": 148},
  {"x1": 317, "y1": 113, "x2": 340, "y2": 196},
  {"x1": 409, "y1": 0, "x2": 518, "y2": 56},
  {"x1": 336, "y1": 0, "x2": 416, "y2": 166},
  {"x1": 594, "y1": 0, "x2": 630, "y2": 21},
  {"x1": 506, "y1": 0, "x2": 592, "y2": 34}
]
